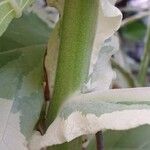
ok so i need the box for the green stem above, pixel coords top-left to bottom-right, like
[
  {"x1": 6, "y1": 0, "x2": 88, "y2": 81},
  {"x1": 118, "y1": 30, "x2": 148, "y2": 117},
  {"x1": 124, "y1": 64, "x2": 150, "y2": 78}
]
[
  {"x1": 138, "y1": 16, "x2": 150, "y2": 86},
  {"x1": 111, "y1": 59, "x2": 137, "y2": 87},
  {"x1": 46, "y1": 0, "x2": 99, "y2": 149}
]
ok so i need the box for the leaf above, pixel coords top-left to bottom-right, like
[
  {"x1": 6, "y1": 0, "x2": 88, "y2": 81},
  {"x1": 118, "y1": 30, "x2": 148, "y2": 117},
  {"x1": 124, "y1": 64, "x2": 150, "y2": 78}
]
[
  {"x1": 42, "y1": 37, "x2": 150, "y2": 148},
  {"x1": 0, "y1": 0, "x2": 15, "y2": 37},
  {"x1": 103, "y1": 126, "x2": 150, "y2": 150},
  {"x1": 0, "y1": 0, "x2": 33, "y2": 36},
  {"x1": 87, "y1": 36, "x2": 119, "y2": 92},
  {"x1": 38, "y1": 30, "x2": 150, "y2": 148},
  {"x1": 88, "y1": 126, "x2": 150, "y2": 150},
  {"x1": 40, "y1": 87, "x2": 150, "y2": 147},
  {"x1": 88, "y1": 0, "x2": 122, "y2": 96},
  {"x1": 121, "y1": 20, "x2": 146, "y2": 41},
  {"x1": 91, "y1": 0, "x2": 122, "y2": 67},
  {"x1": 0, "y1": 13, "x2": 50, "y2": 149},
  {"x1": 0, "y1": 13, "x2": 50, "y2": 51},
  {"x1": 32, "y1": 37, "x2": 150, "y2": 148}
]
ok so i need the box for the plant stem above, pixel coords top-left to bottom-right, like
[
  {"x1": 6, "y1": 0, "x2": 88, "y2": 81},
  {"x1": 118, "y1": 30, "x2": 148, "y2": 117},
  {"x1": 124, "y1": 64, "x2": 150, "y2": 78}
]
[
  {"x1": 111, "y1": 59, "x2": 137, "y2": 87},
  {"x1": 138, "y1": 15, "x2": 150, "y2": 86},
  {"x1": 96, "y1": 131, "x2": 104, "y2": 150},
  {"x1": 121, "y1": 11, "x2": 150, "y2": 27},
  {"x1": 46, "y1": 0, "x2": 99, "y2": 149}
]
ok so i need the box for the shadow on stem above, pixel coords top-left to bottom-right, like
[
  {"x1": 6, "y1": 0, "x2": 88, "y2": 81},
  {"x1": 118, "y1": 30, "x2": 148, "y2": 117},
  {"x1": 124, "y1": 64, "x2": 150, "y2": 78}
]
[{"x1": 96, "y1": 131, "x2": 104, "y2": 150}]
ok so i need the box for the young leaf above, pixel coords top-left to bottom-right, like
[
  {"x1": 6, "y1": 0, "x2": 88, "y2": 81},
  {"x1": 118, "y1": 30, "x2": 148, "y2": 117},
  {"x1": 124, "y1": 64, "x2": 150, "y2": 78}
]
[
  {"x1": 88, "y1": 36, "x2": 119, "y2": 92},
  {"x1": 91, "y1": 0, "x2": 122, "y2": 67}
]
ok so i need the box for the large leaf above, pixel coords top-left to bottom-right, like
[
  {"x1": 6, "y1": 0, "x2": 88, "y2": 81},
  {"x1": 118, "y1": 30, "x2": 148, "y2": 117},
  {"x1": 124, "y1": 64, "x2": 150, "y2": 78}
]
[
  {"x1": 40, "y1": 86, "x2": 150, "y2": 147},
  {"x1": 104, "y1": 126, "x2": 150, "y2": 150},
  {"x1": 0, "y1": 13, "x2": 50, "y2": 149},
  {"x1": 88, "y1": 125, "x2": 150, "y2": 150},
  {"x1": 36, "y1": 37, "x2": 150, "y2": 148}
]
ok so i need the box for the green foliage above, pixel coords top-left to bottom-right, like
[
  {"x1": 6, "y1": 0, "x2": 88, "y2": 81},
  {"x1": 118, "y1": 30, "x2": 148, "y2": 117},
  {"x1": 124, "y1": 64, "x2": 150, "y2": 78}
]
[
  {"x1": 104, "y1": 126, "x2": 150, "y2": 150},
  {"x1": 138, "y1": 24, "x2": 150, "y2": 85},
  {"x1": 88, "y1": 126, "x2": 150, "y2": 150},
  {"x1": 0, "y1": 12, "x2": 50, "y2": 149},
  {"x1": 121, "y1": 21, "x2": 146, "y2": 41},
  {"x1": 0, "y1": 0, "x2": 15, "y2": 37},
  {"x1": 0, "y1": 13, "x2": 50, "y2": 51},
  {"x1": 1, "y1": 0, "x2": 150, "y2": 150},
  {"x1": 0, "y1": 0, "x2": 33, "y2": 36}
]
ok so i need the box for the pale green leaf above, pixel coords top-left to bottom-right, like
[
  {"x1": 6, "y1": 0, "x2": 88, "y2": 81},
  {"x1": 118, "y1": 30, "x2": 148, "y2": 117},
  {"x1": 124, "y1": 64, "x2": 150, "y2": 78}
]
[
  {"x1": 40, "y1": 87, "x2": 150, "y2": 147},
  {"x1": 104, "y1": 126, "x2": 150, "y2": 150},
  {"x1": 0, "y1": 13, "x2": 50, "y2": 51},
  {"x1": 87, "y1": 36, "x2": 119, "y2": 92},
  {"x1": 0, "y1": 13, "x2": 50, "y2": 149}
]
